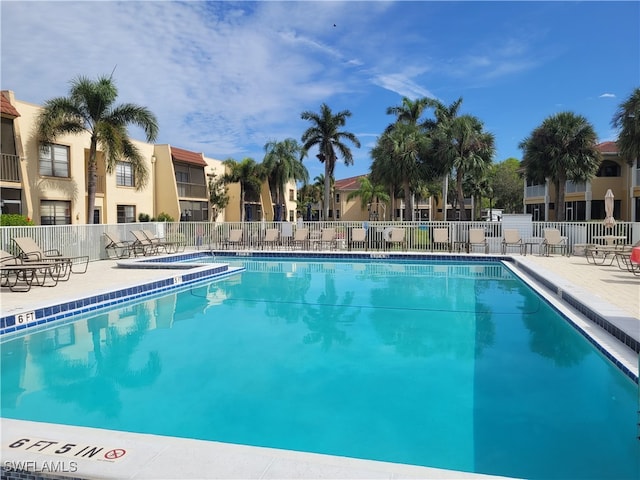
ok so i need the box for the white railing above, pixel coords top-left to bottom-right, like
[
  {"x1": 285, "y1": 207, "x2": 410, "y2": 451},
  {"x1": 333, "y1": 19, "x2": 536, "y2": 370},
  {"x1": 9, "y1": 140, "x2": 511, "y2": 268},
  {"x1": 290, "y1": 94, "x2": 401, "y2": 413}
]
[
  {"x1": 565, "y1": 181, "x2": 586, "y2": 193},
  {"x1": 1, "y1": 220, "x2": 638, "y2": 261}
]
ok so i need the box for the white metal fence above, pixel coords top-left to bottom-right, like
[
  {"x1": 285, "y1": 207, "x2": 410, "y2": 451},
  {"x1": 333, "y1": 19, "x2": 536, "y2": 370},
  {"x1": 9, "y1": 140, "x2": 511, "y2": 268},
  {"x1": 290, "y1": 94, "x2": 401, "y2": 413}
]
[{"x1": 1, "y1": 220, "x2": 638, "y2": 262}]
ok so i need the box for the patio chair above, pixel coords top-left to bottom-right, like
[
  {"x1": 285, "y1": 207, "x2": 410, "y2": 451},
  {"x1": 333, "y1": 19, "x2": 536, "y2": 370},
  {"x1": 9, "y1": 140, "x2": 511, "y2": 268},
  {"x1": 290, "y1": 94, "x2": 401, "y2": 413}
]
[
  {"x1": 314, "y1": 228, "x2": 337, "y2": 250},
  {"x1": 386, "y1": 228, "x2": 406, "y2": 250},
  {"x1": 291, "y1": 228, "x2": 309, "y2": 250},
  {"x1": 541, "y1": 229, "x2": 567, "y2": 256},
  {"x1": 467, "y1": 228, "x2": 489, "y2": 254},
  {"x1": 501, "y1": 229, "x2": 524, "y2": 255},
  {"x1": 262, "y1": 228, "x2": 280, "y2": 250},
  {"x1": 1, "y1": 249, "x2": 62, "y2": 291},
  {"x1": 431, "y1": 228, "x2": 451, "y2": 252},
  {"x1": 104, "y1": 231, "x2": 134, "y2": 259},
  {"x1": 13, "y1": 236, "x2": 88, "y2": 280},
  {"x1": 142, "y1": 229, "x2": 185, "y2": 253},
  {"x1": 349, "y1": 227, "x2": 367, "y2": 251},
  {"x1": 224, "y1": 229, "x2": 244, "y2": 250},
  {"x1": 130, "y1": 230, "x2": 163, "y2": 256}
]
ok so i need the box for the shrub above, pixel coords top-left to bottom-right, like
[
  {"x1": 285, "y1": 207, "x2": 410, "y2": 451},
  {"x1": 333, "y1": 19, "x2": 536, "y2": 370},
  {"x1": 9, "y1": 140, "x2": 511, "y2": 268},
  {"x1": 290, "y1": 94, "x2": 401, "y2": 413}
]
[
  {"x1": 156, "y1": 212, "x2": 174, "y2": 222},
  {"x1": 138, "y1": 213, "x2": 151, "y2": 222},
  {"x1": 1, "y1": 214, "x2": 34, "y2": 226}
]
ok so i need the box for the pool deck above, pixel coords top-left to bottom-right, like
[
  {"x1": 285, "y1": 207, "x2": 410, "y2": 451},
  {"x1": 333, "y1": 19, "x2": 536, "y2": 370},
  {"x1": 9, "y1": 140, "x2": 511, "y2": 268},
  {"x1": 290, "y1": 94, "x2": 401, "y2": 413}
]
[{"x1": 1, "y1": 250, "x2": 638, "y2": 480}]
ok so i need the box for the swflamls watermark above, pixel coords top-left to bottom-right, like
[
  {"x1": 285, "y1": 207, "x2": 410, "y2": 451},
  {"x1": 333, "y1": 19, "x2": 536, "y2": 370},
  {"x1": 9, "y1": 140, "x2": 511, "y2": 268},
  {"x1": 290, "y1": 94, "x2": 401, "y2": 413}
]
[{"x1": 2, "y1": 460, "x2": 78, "y2": 473}]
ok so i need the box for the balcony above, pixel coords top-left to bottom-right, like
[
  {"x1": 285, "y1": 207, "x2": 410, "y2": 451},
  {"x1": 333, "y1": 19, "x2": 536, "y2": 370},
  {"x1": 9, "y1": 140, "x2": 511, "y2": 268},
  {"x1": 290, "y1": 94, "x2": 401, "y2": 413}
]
[
  {"x1": 177, "y1": 182, "x2": 207, "y2": 199},
  {"x1": 1, "y1": 153, "x2": 20, "y2": 183},
  {"x1": 525, "y1": 184, "x2": 545, "y2": 198},
  {"x1": 565, "y1": 181, "x2": 586, "y2": 194}
]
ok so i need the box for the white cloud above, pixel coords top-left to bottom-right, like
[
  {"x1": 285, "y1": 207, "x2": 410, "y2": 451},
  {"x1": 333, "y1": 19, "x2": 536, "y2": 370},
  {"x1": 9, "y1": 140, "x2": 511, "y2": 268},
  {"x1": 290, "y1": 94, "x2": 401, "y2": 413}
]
[{"x1": 599, "y1": 93, "x2": 616, "y2": 98}]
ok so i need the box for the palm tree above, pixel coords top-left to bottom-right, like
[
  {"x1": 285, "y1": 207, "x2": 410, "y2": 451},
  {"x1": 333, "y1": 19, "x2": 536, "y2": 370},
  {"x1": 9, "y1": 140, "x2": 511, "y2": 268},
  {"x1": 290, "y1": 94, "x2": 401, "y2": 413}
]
[
  {"x1": 520, "y1": 112, "x2": 601, "y2": 221},
  {"x1": 422, "y1": 97, "x2": 463, "y2": 220},
  {"x1": 382, "y1": 97, "x2": 435, "y2": 220},
  {"x1": 300, "y1": 103, "x2": 361, "y2": 220},
  {"x1": 346, "y1": 176, "x2": 390, "y2": 220},
  {"x1": 36, "y1": 74, "x2": 158, "y2": 223},
  {"x1": 611, "y1": 87, "x2": 640, "y2": 166},
  {"x1": 375, "y1": 123, "x2": 429, "y2": 220},
  {"x1": 431, "y1": 115, "x2": 495, "y2": 220},
  {"x1": 262, "y1": 138, "x2": 308, "y2": 221},
  {"x1": 221, "y1": 157, "x2": 265, "y2": 222}
]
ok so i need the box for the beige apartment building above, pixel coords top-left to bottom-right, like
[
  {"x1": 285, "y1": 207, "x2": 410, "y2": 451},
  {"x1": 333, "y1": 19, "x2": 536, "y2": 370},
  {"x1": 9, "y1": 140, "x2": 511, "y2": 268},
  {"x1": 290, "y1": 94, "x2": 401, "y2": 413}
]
[
  {"x1": 524, "y1": 141, "x2": 640, "y2": 222},
  {"x1": 0, "y1": 90, "x2": 296, "y2": 225},
  {"x1": 331, "y1": 174, "x2": 469, "y2": 222}
]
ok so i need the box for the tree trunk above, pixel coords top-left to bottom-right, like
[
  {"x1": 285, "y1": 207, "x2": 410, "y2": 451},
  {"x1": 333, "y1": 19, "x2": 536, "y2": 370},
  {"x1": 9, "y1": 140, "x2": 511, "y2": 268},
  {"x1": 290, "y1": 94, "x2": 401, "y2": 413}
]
[
  {"x1": 86, "y1": 137, "x2": 99, "y2": 224},
  {"x1": 324, "y1": 161, "x2": 331, "y2": 221},
  {"x1": 456, "y1": 169, "x2": 467, "y2": 221},
  {"x1": 555, "y1": 176, "x2": 566, "y2": 221},
  {"x1": 403, "y1": 177, "x2": 412, "y2": 222}
]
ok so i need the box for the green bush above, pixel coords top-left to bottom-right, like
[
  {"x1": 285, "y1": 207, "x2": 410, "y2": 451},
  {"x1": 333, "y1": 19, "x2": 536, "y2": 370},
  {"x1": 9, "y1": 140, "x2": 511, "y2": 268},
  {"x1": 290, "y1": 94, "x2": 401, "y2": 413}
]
[
  {"x1": 138, "y1": 213, "x2": 151, "y2": 222},
  {"x1": 1, "y1": 214, "x2": 34, "y2": 226},
  {"x1": 156, "y1": 212, "x2": 174, "y2": 222}
]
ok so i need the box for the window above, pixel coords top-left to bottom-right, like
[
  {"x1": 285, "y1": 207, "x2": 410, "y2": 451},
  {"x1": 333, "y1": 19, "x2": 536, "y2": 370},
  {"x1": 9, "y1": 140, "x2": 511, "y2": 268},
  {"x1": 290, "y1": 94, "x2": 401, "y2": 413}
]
[
  {"x1": 174, "y1": 163, "x2": 206, "y2": 198},
  {"x1": 117, "y1": 205, "x2": 136, "y2": 223},
  {"x1": 336, "y1": 209, "x2": 340, "y2": 219},
  {"x1": 116, "y1": 162, "x2": 135, "y2": 187},
  {"x1": 41, "y1": 200, "x2": 71, "y2": 225},
  {"x1": 289, "y1": 189, "x2": 295, "y2": 201},
  {"x1": 335, "y1": 193, "x2": 340, "y2": 203},
  {"x1": 39, "y1": 144, "x2": 69, "y2": 178}
]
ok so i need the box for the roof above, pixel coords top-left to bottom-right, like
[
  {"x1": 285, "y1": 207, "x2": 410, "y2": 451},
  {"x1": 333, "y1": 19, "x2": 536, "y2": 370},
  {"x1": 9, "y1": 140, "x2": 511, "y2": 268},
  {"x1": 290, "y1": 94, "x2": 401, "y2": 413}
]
[
  {"x1": 1, "y1": 92, "x2": 20, "y2": 117},
  {"x1": 170, "y1": 146, "x2": 207, "y2": 167},
  {"x1": 596, "y1": 141, "x2": 618, "y2": 154},
  {"x1": 334, "y1": 174, "x2": 368, "y2": 191}
]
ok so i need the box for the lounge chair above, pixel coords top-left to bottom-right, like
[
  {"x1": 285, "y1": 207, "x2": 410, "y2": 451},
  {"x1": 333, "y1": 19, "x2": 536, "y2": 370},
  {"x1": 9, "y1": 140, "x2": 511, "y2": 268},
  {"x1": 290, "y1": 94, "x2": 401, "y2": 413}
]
[
  {"x1": 501, "y1": 229, "x2": 524, "y2": 255},
  {"x1": 104, "y1": 231, "x2": 134, "y2": 259},
  {"x1": 541, "y1": 229, "x2": 568, "y2": 256},
  {"x1": 262, "y1": 228, "x2": 280, "y2": 250},
  {"x1": 13, "y1": 236, "x2": 88, "y2": 279},
  {"x1": 1, "y1": 249, "x2": 61, "y2": 291},
  {"x1": 386, "y1": 228, "x2": 406, "y2": 250},
  {"x1": 349, "y1": 228, "x2": 367, "y2": 251},
  {"x1": 291, "y1": 228, "x2": 309, "y2": 250},
  {"x1": 467, "y1": 228, "x2": 489, "y2": 254},
  {"x1": 431, "y1": 228, "x2": 451, "y2": 252},
  {"x1": 224, "y1": 229, "x2": 244, "y2": 249},
  {"x1": 130, "y1": 230, "x2": 163, "y2": 256},
  {"x1": 142, "y1": 229, "x2": 185, "y2": 253},
  {"x1": 314, "y1": 228, "x2": 337, "y2": 250}
]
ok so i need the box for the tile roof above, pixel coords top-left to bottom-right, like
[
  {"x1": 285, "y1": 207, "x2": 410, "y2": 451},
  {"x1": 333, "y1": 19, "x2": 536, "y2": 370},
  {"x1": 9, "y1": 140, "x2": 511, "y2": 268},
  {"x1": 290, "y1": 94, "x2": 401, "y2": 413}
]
[
  {"x1": 596, "y1": 141, "x2": 618, "y2": 154},
  {"x1": 1, "y1": 92, "x2": 20, "y2": 117},
  {"x1": 170, "y1": 146, "x2": 207, "y2": 167},
  {"x1": 334, "y1": 174, "x2": 368, "y2": 191}
]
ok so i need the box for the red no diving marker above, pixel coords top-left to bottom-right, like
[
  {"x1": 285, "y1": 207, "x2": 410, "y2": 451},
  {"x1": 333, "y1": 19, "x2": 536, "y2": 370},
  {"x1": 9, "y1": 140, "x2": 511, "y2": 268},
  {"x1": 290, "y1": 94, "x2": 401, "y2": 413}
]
[{"x1": 104, "y1": 448, "x2": 126, "y2": 460}]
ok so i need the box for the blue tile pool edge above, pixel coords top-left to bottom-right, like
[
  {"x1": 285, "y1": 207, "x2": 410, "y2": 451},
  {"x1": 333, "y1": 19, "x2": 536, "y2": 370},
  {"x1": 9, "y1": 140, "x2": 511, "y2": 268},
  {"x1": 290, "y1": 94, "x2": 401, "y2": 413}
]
[{"x1": 0, "y1": 263, "x2": 245, "y2": 338}]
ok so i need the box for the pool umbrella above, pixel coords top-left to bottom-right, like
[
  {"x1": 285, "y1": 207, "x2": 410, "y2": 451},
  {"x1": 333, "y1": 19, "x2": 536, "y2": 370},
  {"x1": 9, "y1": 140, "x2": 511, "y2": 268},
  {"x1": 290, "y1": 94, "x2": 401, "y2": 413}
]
[{"x1": 603, "y1": 189, "x2": 615, "y2": 228}]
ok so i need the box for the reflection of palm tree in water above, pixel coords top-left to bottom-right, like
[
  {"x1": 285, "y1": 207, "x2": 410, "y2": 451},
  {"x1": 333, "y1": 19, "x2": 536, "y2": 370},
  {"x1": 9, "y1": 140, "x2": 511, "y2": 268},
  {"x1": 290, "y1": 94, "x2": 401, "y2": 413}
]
[
  {"x1": 28, "y1": 302, "x2": 161, "y2": 417},
  {"x1": 302, "y1": 273, "x2": 359, "y2": 350}
]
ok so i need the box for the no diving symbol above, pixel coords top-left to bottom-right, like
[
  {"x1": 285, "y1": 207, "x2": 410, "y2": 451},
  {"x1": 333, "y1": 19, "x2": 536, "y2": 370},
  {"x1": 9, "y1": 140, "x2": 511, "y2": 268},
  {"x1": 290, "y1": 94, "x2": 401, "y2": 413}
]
[{"x1": 104, "y1": 448, "x2": 126, "y2": 460}]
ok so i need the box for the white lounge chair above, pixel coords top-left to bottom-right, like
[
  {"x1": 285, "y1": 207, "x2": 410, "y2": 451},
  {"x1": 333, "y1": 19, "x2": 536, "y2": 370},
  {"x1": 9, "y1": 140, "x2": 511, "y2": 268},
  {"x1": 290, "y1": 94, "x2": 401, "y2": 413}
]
[
  {"x1": 431, "y1": 228, "x2": 451, "y2": 252},
  {"x1": 541, "y1": 229, "x2": 567, "y2": 256},
  {"x1": 501, "y1": 229, "x2": 523, "y2": 255},
  {"x1": 467, "y1": 228, "x2": 489, "y2": 254}
]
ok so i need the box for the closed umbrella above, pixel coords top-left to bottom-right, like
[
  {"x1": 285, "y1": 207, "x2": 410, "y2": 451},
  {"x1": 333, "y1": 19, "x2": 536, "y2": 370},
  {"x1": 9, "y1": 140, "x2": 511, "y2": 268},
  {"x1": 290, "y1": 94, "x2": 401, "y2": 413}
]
[{"x1": 603, "y1": 189, "x2": 615, "y2": 228}]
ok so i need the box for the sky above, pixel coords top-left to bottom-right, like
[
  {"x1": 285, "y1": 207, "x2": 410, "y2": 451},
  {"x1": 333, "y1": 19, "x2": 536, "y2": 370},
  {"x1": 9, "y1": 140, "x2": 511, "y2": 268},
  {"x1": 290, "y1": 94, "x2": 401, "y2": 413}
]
[{"x1": 2, "y1": 1, "x2": 638, "y2": 183}]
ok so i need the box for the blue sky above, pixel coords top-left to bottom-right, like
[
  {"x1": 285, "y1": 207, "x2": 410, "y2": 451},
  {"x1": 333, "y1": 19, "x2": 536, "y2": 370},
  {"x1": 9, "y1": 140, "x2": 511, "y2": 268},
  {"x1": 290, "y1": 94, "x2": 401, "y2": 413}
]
[{"x1": 2, "y1": 1, "x2": 638, "y2": 183}]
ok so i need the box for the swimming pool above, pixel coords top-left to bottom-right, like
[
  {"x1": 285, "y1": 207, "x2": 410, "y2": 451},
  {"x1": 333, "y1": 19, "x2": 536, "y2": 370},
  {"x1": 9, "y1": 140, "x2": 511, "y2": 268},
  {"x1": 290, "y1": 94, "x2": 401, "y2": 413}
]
[{"x1": 1, "y1": 257, "x2": 638, "y2": 479}]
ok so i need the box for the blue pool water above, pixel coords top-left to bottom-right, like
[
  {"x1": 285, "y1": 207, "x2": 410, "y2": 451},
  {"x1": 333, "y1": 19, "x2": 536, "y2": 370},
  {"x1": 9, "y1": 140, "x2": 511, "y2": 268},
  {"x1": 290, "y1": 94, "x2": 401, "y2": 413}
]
[{"x1": 1, "y1": 258, "x2": 638, "y2": 479}]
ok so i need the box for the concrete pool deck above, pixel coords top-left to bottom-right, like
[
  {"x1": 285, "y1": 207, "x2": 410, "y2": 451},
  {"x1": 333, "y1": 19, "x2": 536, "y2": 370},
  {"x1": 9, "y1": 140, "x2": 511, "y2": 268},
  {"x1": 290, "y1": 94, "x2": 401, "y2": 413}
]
[{"x1": 1, "y1": 250, "x2": 638, "y2": 480}]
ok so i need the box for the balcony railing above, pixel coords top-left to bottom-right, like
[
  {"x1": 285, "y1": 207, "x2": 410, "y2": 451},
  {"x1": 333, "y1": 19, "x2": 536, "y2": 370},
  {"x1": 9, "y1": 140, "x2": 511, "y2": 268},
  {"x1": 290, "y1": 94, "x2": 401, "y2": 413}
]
[
  {"x1": 565, "y1": 181, "x2": 586, "y2": 194},
  {"x1": 177, "y1": 182, "x2": 207, "y2": 199},
  {"x1": 525, "y1": 185, "x2": 545, "y2": 198},
  {"x1": 0, "y1": 153, "x2": 21, "y2": 182}
]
